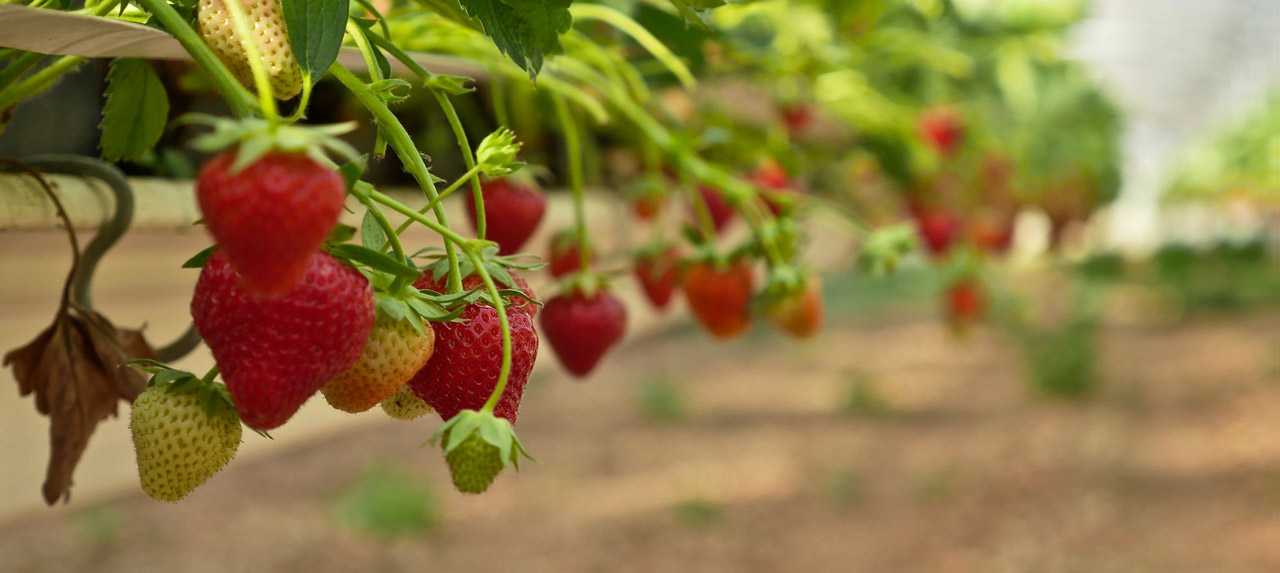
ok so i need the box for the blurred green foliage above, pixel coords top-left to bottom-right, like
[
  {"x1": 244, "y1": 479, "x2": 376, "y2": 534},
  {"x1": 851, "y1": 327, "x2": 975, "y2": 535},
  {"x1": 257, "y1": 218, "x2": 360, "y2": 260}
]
[
  {"x1": 334, "y1": 462, "x2": 441, "y2": 539},
  {"x1": 635, "y1": 375, "x2": 688, "y2": 423}
]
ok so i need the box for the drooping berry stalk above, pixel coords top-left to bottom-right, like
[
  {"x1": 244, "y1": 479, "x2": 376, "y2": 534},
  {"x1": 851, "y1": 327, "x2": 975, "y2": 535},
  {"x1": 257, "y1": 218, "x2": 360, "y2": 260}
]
[
  {"x1": 329, "y1": 63, "x2": 464, "y2": 292},
  {"x1": 551, "y1": 94, "x2": 591, "y2": 272}
]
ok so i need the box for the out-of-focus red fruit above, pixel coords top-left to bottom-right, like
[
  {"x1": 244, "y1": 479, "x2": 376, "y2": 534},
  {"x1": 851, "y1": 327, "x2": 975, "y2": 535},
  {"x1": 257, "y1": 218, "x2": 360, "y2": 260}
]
[
  {"x1": 917, "y1": 105, "x2": 965, "y2": 157},
  {"x1": 781, "y1": 103, "x2": 815, "y2": 136},
  {"x1": 944, "y1": 279, "x2": 985, "y2": 330},
  {"x1": 548, "y1": 229, "x2": 591, "y2": 279},
  {"x1": 689, "y1": 185, "x2": 735, "y2": 234},
  {"x1": 765, "y1": 278, "x2": 824, "y2": 339},
  {"x1": 634, "y1": 247, "x2": 681, "y2": 311},
  {"x1": 751, "y1": 161, "x2": 805, "y2": 217},
  {"x1": 970, "y1": 211, "x2": 1017, "y2": 255},
  {"x1": 463, "y1": 177, "x2": 547, "y2": 256},
  {"x1": 912, "y1": 205, "x2": 963, "y2": 258},
  {"x1": 632, "y1": 195, "x2": 662, "y2": 221}
]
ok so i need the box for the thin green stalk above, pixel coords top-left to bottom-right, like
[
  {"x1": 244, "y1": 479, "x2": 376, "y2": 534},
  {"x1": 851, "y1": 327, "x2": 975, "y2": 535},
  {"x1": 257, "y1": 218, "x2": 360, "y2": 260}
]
[
  {"x1": 329, "y1": 63, "x2": 463, "y2": 292},
  {"x1": 0, "y1": 56, "x2": 85, "y2": 111},
  {"x1": 346, "y1": 19, "x2": 387, "y2": 155},
  {"x1": 568, "y1": 3, "x2": 696, "y2": 89},
  {"x1": 386, "y1": 164, "x2": 484, "y2": 242},
  {"x1": 0, "y1": 53, "x2": 46, "y2": 95},
  {"x1": 134, "y1": 0, "x2": 257, "y2": 117},
  {"x1": 552, "y1": 94, "x2": 591, "y2": 270},
  {"x1": 223, "y1": 0, "x2": 278, "y2": 128},
  {"x1": 488, "y1": 64, "x2": 510, "y2": 129},
  {"x1": 356, "y1": 190, "x2": 410, "y2": 291},
  {"x1": 431, "y1": 90, "x2": 485, "y2": 240}
]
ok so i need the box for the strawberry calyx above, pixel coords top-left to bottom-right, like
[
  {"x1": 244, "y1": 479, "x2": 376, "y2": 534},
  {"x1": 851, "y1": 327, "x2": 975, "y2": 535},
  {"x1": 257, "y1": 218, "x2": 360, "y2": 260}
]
[
  {"x1": 125, "y1": 359, "x2": 238, "y2": 423},
  {"x1": 431, "y1": 409, "x2": 534, "y2": 493},
  {"x1": 183, "y1": 114, "x2": 360, "y2": 173},
  {"x1": 415, "y1": 243, "x2": 544, "y2": 294},
  {"x1": 475, "y1": 128, "x2": 526, "y2": 177}
]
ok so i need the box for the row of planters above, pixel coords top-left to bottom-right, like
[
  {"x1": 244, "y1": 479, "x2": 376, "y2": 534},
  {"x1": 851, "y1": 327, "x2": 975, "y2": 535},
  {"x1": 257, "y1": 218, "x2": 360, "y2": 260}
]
[{"x1": 1, "y1": 0, "x2": 1124, "y2": 505}]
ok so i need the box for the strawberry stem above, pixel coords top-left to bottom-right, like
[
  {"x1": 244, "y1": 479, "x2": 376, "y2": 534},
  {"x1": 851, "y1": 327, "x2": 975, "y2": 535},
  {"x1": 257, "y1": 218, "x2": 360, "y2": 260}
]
[
  {"x1": 134, "y1": 0, "x2": 258, "y2": 118},
  {"x1": 223, "y1": 0, "x2": 280, "y2": 130},
  {"x1": 431, "y1": 91, "x2": 486, "y2": 242},
  {"x1": 329, "y1": 63, "x2": 464, "y2": 292},
  {"x1": 488, "y1": 64, "x2": 511, "y2": 131},
  {"x1": 0, "y1": 55, "x2": 86, "y2": 112},
  {"x1": 551, "y1": 94, "x2": 592, "y2": 272}
]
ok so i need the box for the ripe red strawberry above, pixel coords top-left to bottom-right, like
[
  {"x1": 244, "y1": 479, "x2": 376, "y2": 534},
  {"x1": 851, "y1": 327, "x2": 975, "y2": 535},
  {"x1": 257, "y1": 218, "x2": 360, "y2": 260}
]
[
  {"x1": 407, "y1": 303, "x2": 539, "y2": 423},
  {"x1": 464, "y1": 177, "x2": 546, "y2": 255},
  {"x1": 548, "y1": 230, "x2": 591, "y2": 279},
  {"x1": 683, "y1": 259, "x2": 754, "y2": 339},
  {"x1": 191, "y1": 251, "x2": 374, "y2": 430},
  {"x1": 321, "y1": 314, "x2": 435, "y2": 413},
  {"x1": 634, "y1": 247, "x2": 681, "y2": 311},
  {"x1": 540, "y1": 288, "x2": 627, "y2": 377},
  {"x1": 752, "y1": 162, "x2": 804, "y2": 217},
  {"x1": 911, "y1": 204, "x2": 963, "y2": 258},
  {"x1": 198, "y1": 0, "x2": 304, "y2": 99},
  {"x1": 689, "y1": 185, "x2": 735, "y2": 234},
  {"x1": 781, "y1": 102, "x2": 815, "y2": 136},
  {"x1": 917, "y1": 105, "x2": 965, "y2": 157},
  {"x1": 944, "y1": 278, "x2": 985, "y2": 329},
  {"x1": 196, "y1": 150, "x2": 345, "y2": 298},
  {"x1": 414, "y1": 270, "x2": 538, "y2": 318},
  {"x1": 766, "y1": 278, "x2": 824, "y2": 339}
]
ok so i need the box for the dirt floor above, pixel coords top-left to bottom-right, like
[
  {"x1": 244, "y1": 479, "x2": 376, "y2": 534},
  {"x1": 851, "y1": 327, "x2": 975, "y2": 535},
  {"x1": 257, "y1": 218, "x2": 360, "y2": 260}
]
[{"x1": 1, "y1": 300, "x2": 1277, "y2": 573}]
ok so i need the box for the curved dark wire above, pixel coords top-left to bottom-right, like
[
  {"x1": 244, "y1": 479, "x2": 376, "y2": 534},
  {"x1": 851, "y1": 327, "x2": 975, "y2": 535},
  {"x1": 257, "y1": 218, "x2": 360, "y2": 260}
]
[{"x1": 20, "y1": 154, "x2": 202, "y2": 362}]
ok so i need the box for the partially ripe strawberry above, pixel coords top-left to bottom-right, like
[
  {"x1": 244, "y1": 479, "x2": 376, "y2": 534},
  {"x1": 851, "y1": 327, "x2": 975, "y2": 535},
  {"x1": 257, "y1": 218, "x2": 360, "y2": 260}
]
[
  {"x1": 917, "y1": 105, "x2": 965, "y2": 157},
  {"x1": 634, "y1": 247, "x2": 681, "y2": 311},
  {"x1": 684, "y1": 259, "x2": 754, "y2": 339},
  {"x1": 380, "y1": 384, "x2": 432, "y2": 421},
  {"x1": 321, "y1": 314, "x2": 435, "y2": 413},
  {"x1": 131, "y1": 383, "x2": 241, "y2": 501},
  {"x1": 198, "y1": 0, "x2": 304, "y2": 99},
  {"x1": 464, "y1": 177, "x2": 547, "y2": 255},
  {"x1": 191, "y1": 252, "x2": 375, "y2": 430},
  {"x1": 632, "y1": 195, "x2": 663, "y2": 221},
  {"x1": 970, "y1": 211, "x2": 1016, "y2": 255},
  {"x1": 414, "y1": 270, "x2": 538, "y2": 319},
  {"x1": 548, "y1": 230, "x2": 591, "y2": 279},
  {"x1": 197, "y1": 150, "x2": 345, "y2": 298},
  {"x1": 408, "y1": 302, "x2": 539, "y2": 423},
  {"x1": 689, "y1": 185, "x2": 734, "y2": 234},
  {"x1": 540, "y1": 288, "x2": 627, "y2": 378},
  {"x1": 945, "y1": 278, "x2": 985, "y2": 330},
  {"x1": 766, "y1": 278, "x2": 824, "y2": 339}
]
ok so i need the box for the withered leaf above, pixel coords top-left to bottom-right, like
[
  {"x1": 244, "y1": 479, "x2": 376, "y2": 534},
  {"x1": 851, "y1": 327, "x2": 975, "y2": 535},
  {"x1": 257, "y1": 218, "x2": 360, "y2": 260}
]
[
  {"x1": 5, "y1": 301, "x2": 155, "y2": 505},
  {"x1": 1, "y1": 159, "x2": 154, "y2": 505}
]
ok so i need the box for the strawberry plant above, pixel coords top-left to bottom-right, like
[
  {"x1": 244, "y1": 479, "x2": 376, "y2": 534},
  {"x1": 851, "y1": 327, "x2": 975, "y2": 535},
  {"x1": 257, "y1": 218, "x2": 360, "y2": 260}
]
[{"x1": 0, "y1": 0, "x2": 1128, "y2": 504}]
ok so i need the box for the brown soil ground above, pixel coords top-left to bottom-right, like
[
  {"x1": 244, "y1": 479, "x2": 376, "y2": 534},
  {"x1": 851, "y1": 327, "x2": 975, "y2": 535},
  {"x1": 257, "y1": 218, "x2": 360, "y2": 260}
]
[{"x1": 1, "y1": 305, "x2": 1277, "y2": 573}]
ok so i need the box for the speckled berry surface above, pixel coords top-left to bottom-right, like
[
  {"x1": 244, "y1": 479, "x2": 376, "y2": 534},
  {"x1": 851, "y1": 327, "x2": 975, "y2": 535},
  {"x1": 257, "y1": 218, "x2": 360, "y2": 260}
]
[
  {"x1": 322, "y1": 315, "x2": 435, "y2": 413},
  {"x1": 130, "y1": 386, "x2": 242, "y2": 502},
  {"x1": 197, "y1": 0, "x2": 303, "y2": 99}
]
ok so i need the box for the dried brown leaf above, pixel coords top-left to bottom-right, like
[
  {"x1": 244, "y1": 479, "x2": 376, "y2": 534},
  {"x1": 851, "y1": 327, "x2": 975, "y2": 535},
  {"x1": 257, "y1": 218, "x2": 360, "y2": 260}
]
[{"x1": 4, "y1": 305, "x2": 154, "y2": 505}]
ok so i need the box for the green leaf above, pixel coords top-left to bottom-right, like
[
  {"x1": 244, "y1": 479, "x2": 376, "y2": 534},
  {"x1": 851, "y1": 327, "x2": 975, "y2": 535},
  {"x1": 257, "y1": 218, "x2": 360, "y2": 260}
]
[
  {"x1": 453, "y1": 0, "x2": 572, "y2": 78},
  {"x1": 666, "y1": 0, "x2": 725, "y2": 27},
  {"x1": 329, "y1": 244, "x2": 422, "y2": 279},
  {"x1": 280, "y1": 0, "x2": 350, "y2": 81},
  {"x1": 182, "y1": 245, "x2": 218, "y2": 269},
  {"x1": 361, "y1": 210, "x2": 388, "y2": 251},
  {"x1": 99, "y1": 59, "x2": 169, "y2": 162}
]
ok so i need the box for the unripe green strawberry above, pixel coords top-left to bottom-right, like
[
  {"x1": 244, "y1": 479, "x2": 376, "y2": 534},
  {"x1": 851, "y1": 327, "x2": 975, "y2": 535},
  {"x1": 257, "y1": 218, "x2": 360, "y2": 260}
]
[
  {"x1": 431, "y1": 409, "x2": 532, "y2": 494},
  {"x1": 322, "y1": 315, "x2": 436, "y2": 413},
  {"x1": 130, "y1": 384, "x2": 242, "y2": 502},
  {"x1": 380, "y1": 384, "x2": 432, "y2": 421},
  {"x1": 444, "y1": 431, "x2": 504, "y2": 493},
  {"x1": 198, "y1": 0, "x2": 304, "y2": 99}
]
